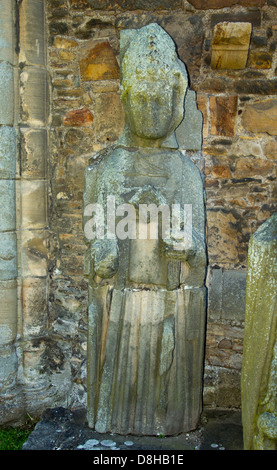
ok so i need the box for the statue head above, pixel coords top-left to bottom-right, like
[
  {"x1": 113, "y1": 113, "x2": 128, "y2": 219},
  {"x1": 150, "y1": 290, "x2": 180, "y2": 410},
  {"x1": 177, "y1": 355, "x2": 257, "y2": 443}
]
[{"x1": 120, "y1": 24, "x2": 188, "y2": 147}]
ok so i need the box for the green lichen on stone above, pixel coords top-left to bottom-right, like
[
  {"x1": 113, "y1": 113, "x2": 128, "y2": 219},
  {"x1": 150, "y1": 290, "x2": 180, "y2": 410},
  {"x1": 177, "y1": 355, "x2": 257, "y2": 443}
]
[
  {"x1": 84, "y1": 23, "x2": 206, "y2": 436},
  {"x1": 241, "y1": 212, "x2": 277, "y2": 450}
]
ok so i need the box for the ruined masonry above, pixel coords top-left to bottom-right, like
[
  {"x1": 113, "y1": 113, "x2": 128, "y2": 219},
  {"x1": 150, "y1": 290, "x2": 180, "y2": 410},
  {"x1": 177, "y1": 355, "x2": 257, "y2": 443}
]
[
  {"x1": 83, "y1": 23, "x2": 206, "y2": 435},
  {"x1": 0, "y1": 0, "x2": 50, "y2": 423},
  {"x1": 0, "y1": 0, "x2": 276, "y2": 429},
  {"x1": 241, "y1": 212, "x2": 277, "y2": 450}
]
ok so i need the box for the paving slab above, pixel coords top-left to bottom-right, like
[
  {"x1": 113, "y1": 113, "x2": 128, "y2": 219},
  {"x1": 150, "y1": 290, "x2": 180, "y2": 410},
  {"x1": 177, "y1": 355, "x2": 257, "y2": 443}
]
[{"x1": 22, "y1": 407, "x2": 243, "y2": 452}]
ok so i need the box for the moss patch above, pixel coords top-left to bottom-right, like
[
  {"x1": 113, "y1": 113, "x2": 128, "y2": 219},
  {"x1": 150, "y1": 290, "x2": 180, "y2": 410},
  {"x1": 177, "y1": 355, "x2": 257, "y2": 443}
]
[{"x1": 0, "y1": 424, "x2": 35, "y2": 450}]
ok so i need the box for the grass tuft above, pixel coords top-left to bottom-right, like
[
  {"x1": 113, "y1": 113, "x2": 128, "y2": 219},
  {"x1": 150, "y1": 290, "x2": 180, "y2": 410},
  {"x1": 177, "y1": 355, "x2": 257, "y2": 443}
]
[{"x1": 0, "y1": 417, "x2": 36, "y2": 450}]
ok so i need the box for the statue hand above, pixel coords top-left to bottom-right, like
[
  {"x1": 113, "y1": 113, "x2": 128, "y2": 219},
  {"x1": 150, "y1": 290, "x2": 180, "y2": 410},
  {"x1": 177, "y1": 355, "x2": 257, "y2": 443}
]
[{"x1": 163, "y1": 234, "x2": 196, "y2": 261}]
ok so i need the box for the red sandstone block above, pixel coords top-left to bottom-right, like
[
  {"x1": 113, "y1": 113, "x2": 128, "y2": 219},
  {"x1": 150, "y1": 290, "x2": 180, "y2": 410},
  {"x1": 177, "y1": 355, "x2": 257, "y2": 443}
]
[{"x1": 64, "y1": 107, "x2": 93, "y2": 127}]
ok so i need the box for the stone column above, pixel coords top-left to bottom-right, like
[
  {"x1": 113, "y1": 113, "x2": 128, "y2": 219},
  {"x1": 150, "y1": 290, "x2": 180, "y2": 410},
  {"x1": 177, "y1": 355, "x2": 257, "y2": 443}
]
[
  {"x1": 241, "y1": 213, "x2": 277, "y2": 450},
  {"x1": 18, "y1": 0, "x2": 51, "y2": 414},
  {"x1": 0, "y1": 0, "x2": 22, "y2": 424}
]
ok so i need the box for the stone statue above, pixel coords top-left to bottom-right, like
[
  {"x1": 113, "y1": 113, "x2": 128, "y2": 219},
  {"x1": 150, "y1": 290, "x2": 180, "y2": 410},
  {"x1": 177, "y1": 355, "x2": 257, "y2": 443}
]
[
  {"x1": 241, "y1": 212, "x2": 277, "y2": 450},
  {"x1": 83, "y1": 23, "x2": 206, "y2": 435}
]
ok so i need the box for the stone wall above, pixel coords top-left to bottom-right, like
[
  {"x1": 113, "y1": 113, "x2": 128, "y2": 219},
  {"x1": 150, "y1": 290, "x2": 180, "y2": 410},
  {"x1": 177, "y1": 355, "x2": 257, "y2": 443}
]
[
  {"x1": 0, "y1": 0, "x2": 20, "y2": 424},
  {"x1": 45, "y1": 0, "x2": 276, "y2": 413},
  {"x1": 0, "y1": 0, "x2": 276, "y2": 424}
]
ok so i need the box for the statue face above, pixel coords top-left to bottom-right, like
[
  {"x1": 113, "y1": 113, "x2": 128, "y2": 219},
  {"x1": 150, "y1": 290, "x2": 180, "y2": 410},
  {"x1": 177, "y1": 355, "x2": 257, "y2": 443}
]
[{"x1": 123, "y1": 80, "x2": 179, "y2": 142}]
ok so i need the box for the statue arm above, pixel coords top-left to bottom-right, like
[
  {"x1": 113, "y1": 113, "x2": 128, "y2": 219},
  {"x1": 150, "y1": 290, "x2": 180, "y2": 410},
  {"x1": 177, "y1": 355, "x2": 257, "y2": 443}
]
[
  {"x1": 163, "y1": 157, "x2": 206, "y2": 267},
  {"x1": 83, "y1": 163, "x2": 119, "y2": 280}
]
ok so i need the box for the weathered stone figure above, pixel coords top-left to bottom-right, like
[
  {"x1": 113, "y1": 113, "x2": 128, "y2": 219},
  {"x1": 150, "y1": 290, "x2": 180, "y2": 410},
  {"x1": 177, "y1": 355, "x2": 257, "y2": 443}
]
[
  {"x1": 241, "y1": 212, "x2": 277, "y2": 450},
  {"x1": 83, "y1": 24, "x2": 206, "y2": 435}
]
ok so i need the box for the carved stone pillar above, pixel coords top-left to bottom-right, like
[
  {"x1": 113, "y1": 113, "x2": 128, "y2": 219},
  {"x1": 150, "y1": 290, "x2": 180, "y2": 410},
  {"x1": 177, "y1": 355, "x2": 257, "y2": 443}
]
[
  {"x1": 0, "y1": 0, "x2": 21, "y2": 424},
  {"x1": 18, "y1": 0, "x2": 51, "y2": 414},
  {"x1": 0, "y1": 0, "x2": 51, "y2": 424}
]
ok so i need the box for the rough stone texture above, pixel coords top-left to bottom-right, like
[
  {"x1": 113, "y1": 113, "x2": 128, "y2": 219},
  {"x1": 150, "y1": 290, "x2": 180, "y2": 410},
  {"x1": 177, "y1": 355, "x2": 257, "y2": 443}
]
[
  {"x1": 0, "y1": 280, "x2": 17, "y2": 345},
  {"x1": 241, "y1": 213, "x2": 277, "y2": 450},
  {"x1": 0, "y1": 180, "x2": 16, "y2": 231},
  {"x1": 0, "y1": 0, "x2": 15, "y2": 64},
  {"x1": 20, "y1": 128, "x2": 47, "y2": 178},
  {"x1": 19, "y1": 0, "x2": 46, "y2": 66},
  {"x1": 21, "y1": 180, "x2": 48, "y2": 229},
  {"x1": 210, "y1": 11, "x2": 262, "y2": 28},
  {"x1": 0, "y1": 127, "x2": 17, "y2": 178},
  {"x1": 16, "y1": 0, "x2": 52, "y2": 427},
  {"x1": 210, "y1": 95, "x2": 238, "y2": 136},
  {"x1": 43, "y1": 0, "x2": 277, "y2": 419},
  {"x1": 22, "y1": 278, "x2": 48, "y2": 338},
  {"x1": 115, "y1": 13, "x2": 204, "y2": 85},
  {"x1": 84, "y1": 0, "x2": 183, "y2": 10},
  {"x1": 248, "y1": 51, "x2": 273, "y2": 69},
  {"x1": 20, "y1": 67, "x2": 49, "y2": 126},
  {"x1": 188, "y1": 0, "x2": 266, "y2": 8},
  {"x1": 176, "y1": 89, "x2": 203, "y2": 150},
  {"x1": 242, "y1": 99, "x2": 277, "y2": 135},
  {"x1": 0, "y1": 62, "x2": 14, "y2": 125},
  {"x1": 79, "y1": 41, "x2": 120, "y2": 81},
  {"x1": 21, "y1": 230, "x2": 49, "y2": 278},
  {"x1": 0, "y1": 232, "x2": 17, "y2": 281},
  {"x1": 207, "y1": 268, "x2": 246, "y2": 322},
  {"x1": 1, "y1": 0, "x2": 275, "y2": 425},
  {"x1": 0, "y1": 0, "x2": 21, "y2": 428},
  {"x1": 21, "y1": 406, "x2": 243, "y2": 451},
  {"x1": 211, "y1": 22, "x2": 252, "y2": 70},
  {"x1": 64, "y1": 107, "x2": 94, "y2": 127},
  {"x1": 84, "y1": 24, "x2": 206, "y2": 435}
]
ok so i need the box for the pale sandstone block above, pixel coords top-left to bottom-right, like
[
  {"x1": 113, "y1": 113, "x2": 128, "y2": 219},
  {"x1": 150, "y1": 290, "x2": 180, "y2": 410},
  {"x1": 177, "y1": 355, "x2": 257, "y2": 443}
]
[
  {"x1": 19, "y1": 0, "x2": 46, "y2": 66},
  {"x1": 53, "y1": 37, "x2": 78, "y2": 49},
  {"x1": 22, "y1": 277, "x2": 47, "y2": 338},
  {"x1": 0, "y1": 280, "x2": 17, "y2": 346},
  {"x1": 21, "y1": 180, "x2": 47, "y2": 229},
  {"x1": 20, "y1": 128, "x2": 47, "y2": 178},
  {"x1": 230, "y1": 138, "x2": 263, "y2": 158},
  {"x1": 20, "y1": 67, "x2": 49, "y2": 126},
  {"x1": 21, "y1": 230, "x2": 48, "y2": 277},
  {"x1": 211, "y1": 22, "x2": 252, "y2": 70},
  {"x1": 0, "y1": 232, "x2": 17, "y2": 281}
]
